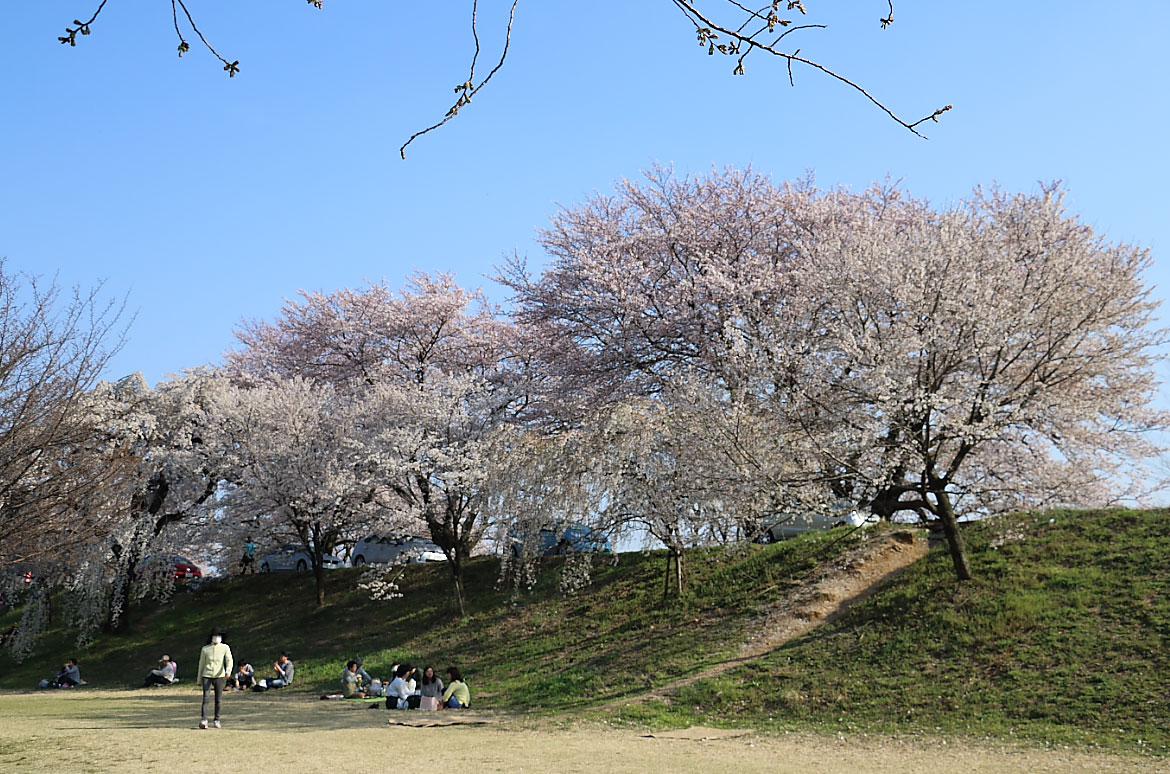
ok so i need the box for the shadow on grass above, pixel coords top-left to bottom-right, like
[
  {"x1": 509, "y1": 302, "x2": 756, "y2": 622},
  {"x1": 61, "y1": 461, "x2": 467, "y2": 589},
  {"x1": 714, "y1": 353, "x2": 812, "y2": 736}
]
[{"x1": 57, "y1": 690, "x2": 400, "y2": 732}]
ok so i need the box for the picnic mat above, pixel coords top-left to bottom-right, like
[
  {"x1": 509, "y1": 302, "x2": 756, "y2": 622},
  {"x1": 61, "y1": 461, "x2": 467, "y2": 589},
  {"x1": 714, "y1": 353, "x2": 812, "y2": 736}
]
[
  {"x1": 386, "y1": 714, "x2": 495, "y2": 728},
  {"x1": 642, "y1": 726, "x2": 754, "y2": 740}
]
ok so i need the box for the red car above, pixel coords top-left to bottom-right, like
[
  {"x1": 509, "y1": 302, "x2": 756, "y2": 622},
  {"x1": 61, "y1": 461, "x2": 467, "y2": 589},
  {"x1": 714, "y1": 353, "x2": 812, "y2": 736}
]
[
  {"x1": 141, "y1": 555, "x2": 202, "y2": 581},
  {"x1": 169, "y1": 556, "x2": 202, "y2": 580}
]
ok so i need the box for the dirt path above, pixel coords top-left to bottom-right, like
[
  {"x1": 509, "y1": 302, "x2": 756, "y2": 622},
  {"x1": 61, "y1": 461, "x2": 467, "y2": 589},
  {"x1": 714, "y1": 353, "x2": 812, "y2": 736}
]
[{"x1": 644, "y1": 530, "x2": 927, "y2": 701}]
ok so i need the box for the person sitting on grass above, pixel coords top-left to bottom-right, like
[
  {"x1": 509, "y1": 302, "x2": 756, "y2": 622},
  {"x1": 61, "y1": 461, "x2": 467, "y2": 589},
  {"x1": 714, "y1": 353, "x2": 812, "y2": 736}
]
[
  {"x1": 340, "y1": 661, "x2": 366, "y2": 698},
  {"x1": 386, "y1": 663, "x2": 417, "y2": 709},
  {"x1": 227, "y1": 662, "x2": 255, "y2": 691},
  {"x1": 354, "y1": 657, "x2": 373, "y2": 689},
  {"x1": 143, "y1": 654, "x2": 177, "y2": 687},
  {"x1": 440, "y1": 666, "x2": 470, "y2": 709},
  {"x1": 418, "y1": 665, "x2": 444, "y2": 706},
  {"x1": 55, "y1": 658, "x2": 82, "y2": 688},
  {"x1": 268, "y1": 652, "x2": 295, "y2": 688}
]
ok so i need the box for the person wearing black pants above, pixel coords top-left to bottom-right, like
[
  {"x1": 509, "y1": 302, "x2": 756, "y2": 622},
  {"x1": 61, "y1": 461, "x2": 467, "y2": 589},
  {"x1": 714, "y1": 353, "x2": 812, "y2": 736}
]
[{"x1": 196, "y1": 627, "x2": 234, "y2": 729}]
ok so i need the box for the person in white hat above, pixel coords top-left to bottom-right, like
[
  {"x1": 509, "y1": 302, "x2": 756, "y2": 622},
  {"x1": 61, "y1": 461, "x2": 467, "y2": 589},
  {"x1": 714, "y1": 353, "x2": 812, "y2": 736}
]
[{"x1": 143, "y1": 654, "x2": 177, "y2": 687}]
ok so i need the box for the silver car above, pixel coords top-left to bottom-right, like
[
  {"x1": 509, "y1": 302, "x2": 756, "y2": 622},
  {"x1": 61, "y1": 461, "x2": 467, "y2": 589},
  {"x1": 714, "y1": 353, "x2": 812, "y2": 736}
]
[
  {"x1": 757, "y1": 508, "x2": 879, "y2": 543},
  {"x1": 258, "y1": 545, "x2": 345, "y2": 572},
  {"x1": 351, "y1": 534, "x2": 446, "y2": 566}
]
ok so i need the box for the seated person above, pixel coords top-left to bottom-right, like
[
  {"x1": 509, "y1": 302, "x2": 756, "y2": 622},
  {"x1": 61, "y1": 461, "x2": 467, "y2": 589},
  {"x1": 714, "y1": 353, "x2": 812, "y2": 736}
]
[
  {"x1": 340, "y1": 661, "x2": 365, "y2": 698},
  {"x1": 386, "y1": 663, "x2": 417, "y2": 709},
  {"x1": 55, "y1": 658, "x2": 82, "y2": 688},
  {"x1": 418, "y1": 665, "x2": 444, "y2": 706},
  {"x1": 440, "y1": 666, "x2": 470, "y2": 709},
  {"x1": 268, "y1": 652, "x2": 295, "y2": 688},
  {"x1": 227, "y1": 662, "x2": 255, "y2": 691},
  {"x1": 354, "y1": 657, "x2": 372, "y2": 688},
  {"x1": 143, "y1": 654, "x2": 177, "y2": 687}
]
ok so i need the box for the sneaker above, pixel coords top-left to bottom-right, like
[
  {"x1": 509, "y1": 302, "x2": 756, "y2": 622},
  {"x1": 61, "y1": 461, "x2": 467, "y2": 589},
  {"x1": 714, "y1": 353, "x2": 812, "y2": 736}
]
[
  {"x1": 213, "y1": 720, "x2": 221, "y2": 729},
  {"x1": 199, "y1": 720, "x2": 208, "y2": 729}
]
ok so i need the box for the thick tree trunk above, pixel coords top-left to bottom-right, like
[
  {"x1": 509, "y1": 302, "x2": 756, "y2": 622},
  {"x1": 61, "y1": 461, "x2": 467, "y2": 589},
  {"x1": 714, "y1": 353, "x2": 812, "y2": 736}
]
[
  {"x1": 933, "y1": 487, "x2": 973, "y2": 581},
  {"x1": 106, "y1": 524, "x2": 146, "y2": 633}
]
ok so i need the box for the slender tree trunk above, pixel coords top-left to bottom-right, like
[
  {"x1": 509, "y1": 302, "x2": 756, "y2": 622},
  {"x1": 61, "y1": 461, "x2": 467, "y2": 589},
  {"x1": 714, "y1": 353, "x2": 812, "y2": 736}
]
[
  {"x1": 451, "y1": 555, "x2": 466, "y2": 617},
  {"x1": 314, "y1": 561, "x2": 326, "y2": 608},
  {"x1": 933, "y1": 487, "x2": 973, "y2": 581},
  {"x1": 663, "y1": 552, "x2": 674, "y2": 599},
  {"x1": 663, "y1": 548, "x2": 686, "y2": 598}
]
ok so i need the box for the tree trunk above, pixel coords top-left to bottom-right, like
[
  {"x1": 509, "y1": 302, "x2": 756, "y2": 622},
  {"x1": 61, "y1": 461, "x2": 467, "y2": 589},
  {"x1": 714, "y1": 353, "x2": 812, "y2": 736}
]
[
  {"x1": 106, "y1": 524, "x2": 146, "y2": 633},
  {"x1": 450, "y1": 554, "x2": 466, "y2": 617},
  {"x1": 663, "y1": 548, "x2": 686, "y2": 598},
  {"x1": 933, "y1": 487, "x2": 974, "y2": 581},
  {"x1": 313, "y1": 561, "x2": 326, "y2": 608}
]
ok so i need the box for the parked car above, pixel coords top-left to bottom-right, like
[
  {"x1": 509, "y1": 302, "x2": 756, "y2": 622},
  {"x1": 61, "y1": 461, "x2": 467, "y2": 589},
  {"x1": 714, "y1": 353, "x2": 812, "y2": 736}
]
[
  {"x1": 257, "y1": 545, "x2": 345, "y2": 572},
  {"x1": 351, "y1": 534, "x2": 446, "y2": 566},
  {"x1": 509, "y1": 523, "x2": 612, "y2": 557},
  {"x1": 755, "y1": 508, "x2": 879, "y2": 543},
  {"x1": 140, "y1": 555, "x2": 202, "y2": 581}
]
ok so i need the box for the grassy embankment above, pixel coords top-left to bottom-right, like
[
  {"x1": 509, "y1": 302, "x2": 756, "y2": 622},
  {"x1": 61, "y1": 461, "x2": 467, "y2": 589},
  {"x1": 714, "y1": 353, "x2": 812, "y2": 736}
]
[{"x1": 1, "y1": 508, "x2": 1166, "y2": 753}]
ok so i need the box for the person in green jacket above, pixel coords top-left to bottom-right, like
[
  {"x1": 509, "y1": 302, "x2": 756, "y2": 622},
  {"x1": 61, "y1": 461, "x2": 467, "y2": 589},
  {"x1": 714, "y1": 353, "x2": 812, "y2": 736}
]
[{"x1": 196, "y1": 626, "x2": 234, "y2": 729}]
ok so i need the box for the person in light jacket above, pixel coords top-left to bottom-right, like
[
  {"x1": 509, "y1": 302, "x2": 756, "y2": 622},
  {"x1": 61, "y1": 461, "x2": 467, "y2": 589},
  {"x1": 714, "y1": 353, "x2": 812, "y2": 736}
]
[
  {"x1": 143, "y1": 654, "x2": 177, "y2": 687},
  {"x1": 196, "y1": 627, "x2": 233, "y2": 729}
]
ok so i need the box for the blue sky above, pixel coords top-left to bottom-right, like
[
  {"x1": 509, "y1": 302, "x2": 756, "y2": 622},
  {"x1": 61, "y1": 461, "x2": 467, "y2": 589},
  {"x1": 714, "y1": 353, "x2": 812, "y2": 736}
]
[{"x1": 3, "y1": 2, "x2": 1169, "y2": 389}]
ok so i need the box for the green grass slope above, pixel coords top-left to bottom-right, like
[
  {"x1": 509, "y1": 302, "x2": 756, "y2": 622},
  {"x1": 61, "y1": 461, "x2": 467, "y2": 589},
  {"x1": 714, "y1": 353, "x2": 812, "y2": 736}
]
[
  {"x1": 633, "y1": 508, "x2": 1170, "y2": 753},
  {"x1": 2, "y1": 508, "x2": 1166, "y2": 753},
  {"x1": 0, "y1": 527, "x2": 863, "y2": 707}
]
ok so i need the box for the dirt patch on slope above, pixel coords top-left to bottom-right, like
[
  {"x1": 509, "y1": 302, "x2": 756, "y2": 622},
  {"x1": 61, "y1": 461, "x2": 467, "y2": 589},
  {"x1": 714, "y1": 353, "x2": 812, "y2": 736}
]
[{"x1": 645, "y1": 530, "x2": 927, "y2": 700}]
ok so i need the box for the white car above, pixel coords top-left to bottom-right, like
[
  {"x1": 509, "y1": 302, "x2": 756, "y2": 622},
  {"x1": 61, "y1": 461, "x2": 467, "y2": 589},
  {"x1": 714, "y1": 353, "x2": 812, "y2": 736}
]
[
  {"x1": 258, "y1": 545, "x2": 345, "y2": 572},
  {"x1": 351, "y1": 534, "x2": 446, "y2": 566},
  {"x1": 756, "y1": 508, "x2": 879, "y2": 543}
]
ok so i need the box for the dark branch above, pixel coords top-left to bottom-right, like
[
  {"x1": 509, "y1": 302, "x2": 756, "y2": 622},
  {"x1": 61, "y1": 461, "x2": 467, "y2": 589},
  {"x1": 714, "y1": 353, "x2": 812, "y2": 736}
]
[{"x1": 400, "y1": 0, "x2": 520, "y2": 159}]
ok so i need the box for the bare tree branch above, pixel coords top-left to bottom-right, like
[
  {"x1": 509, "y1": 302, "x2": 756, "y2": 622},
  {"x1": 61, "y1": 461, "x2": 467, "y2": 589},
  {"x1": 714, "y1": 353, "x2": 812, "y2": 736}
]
[
  {"x1": 400, "y1": 0, "x2": 520, "y2": 159},
  {"x1": 56, "y1": 2, "x2": 947, "y2": 149},
  {"x1": 671, "y1": 0, "x2": 949, "y2": 138}
]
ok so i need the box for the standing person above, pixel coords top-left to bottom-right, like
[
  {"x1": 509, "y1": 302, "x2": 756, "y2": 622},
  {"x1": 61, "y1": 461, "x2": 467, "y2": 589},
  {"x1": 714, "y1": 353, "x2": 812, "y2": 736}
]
[
  {"x1": 240, "y1": 537, "x2": 256, "y2": 575},
  {"x1": 143, "y1": 654, "x2": 177, "y2": 687},
  {"x1": 440, "y1": 666, "x2": 470, "y2": 709},
  {"x1": 196, "y1": 627, "x2": 233, "y2": 729}
]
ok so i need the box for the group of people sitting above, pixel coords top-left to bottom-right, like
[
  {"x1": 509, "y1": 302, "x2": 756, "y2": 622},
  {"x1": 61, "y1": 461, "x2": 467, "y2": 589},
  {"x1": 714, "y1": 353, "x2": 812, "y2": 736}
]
[
  {"x1": 54, "y1": 648, "x2": 470, "y2": 711},
  {"x1": 335, "y1": 659, "x2": 470, "y2": 709},
  {"x1": 141, "y1": 651, "x2": 295, "y2": 691}
]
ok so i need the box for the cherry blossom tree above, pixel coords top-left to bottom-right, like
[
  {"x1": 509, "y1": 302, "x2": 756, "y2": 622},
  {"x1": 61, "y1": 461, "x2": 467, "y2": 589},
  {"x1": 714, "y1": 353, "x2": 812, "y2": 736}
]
[
  {"x1": 507, "y1": 169, "x2": 1168, "y2": 581},
  {"x1": 213, "y1": 376, "x2": 391, "y2": 607},
  {"x1": 227, "y1": 273, "x2": 523, "y2": 614}
]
